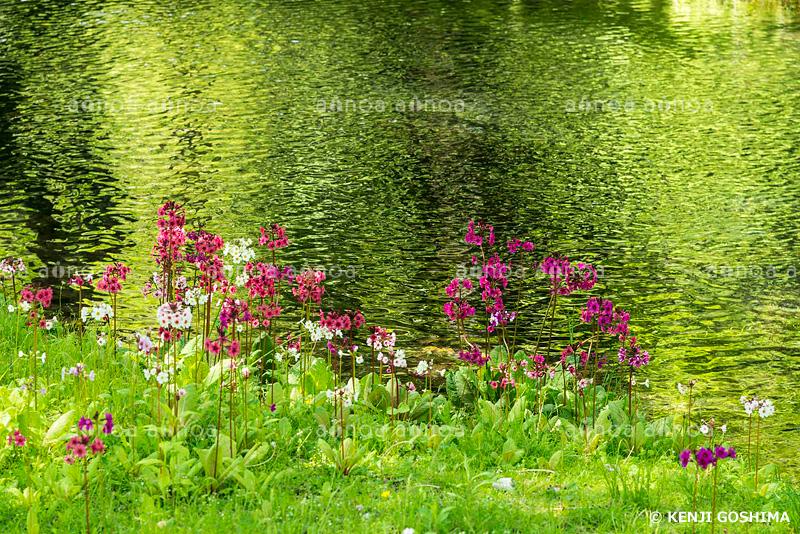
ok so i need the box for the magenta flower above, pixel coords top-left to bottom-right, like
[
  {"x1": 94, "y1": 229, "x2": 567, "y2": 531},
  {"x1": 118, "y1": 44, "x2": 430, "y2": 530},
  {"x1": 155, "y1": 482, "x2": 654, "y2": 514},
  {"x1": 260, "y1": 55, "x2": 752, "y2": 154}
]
[
  {"x1": 679, "y1": 449, "x2": 692, "y2": 468},
  {"x1": 695, "y1": 447, "x2": 715, "y2": 470},
  {"x1": 458, "y1": 346, "x2": 489, "y2": 366},
  {"x1": 102, "y1": 413, "x2": 114, "y2": 435},
  {"x1": 7, "y1": 430, "x2": 26, "y2": 447},
  {"x1": 78, "y1": 416, "x2": 94, "y2": 432}
]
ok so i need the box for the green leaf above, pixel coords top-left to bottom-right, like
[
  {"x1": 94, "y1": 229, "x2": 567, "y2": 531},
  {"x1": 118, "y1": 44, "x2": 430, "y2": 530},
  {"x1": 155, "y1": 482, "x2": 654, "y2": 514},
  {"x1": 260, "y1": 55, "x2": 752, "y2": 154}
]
[
  {"x1": 501, "y1": 437, "x2": 523, "y2": 464},
  {"x1": 548, "y1": 450, "x2": 563, "y2": 470},
  {"x1": 42, "y1": 410, "x2": 75, "y2": 447}
]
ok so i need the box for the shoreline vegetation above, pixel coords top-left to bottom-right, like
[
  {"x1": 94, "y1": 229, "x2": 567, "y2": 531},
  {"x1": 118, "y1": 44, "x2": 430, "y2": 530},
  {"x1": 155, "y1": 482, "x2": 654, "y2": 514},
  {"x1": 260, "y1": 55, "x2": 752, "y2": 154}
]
[{"x1": 0, "y1": 202, "x2": 796, "y2": 533}]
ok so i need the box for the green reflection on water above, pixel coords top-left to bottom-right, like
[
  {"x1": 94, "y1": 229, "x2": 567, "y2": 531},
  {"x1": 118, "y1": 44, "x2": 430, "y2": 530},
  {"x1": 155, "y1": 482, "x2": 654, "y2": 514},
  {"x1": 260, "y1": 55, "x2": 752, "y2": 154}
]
[{"x1": 0, "y1": 0, "x2": 798, "y2": 468}]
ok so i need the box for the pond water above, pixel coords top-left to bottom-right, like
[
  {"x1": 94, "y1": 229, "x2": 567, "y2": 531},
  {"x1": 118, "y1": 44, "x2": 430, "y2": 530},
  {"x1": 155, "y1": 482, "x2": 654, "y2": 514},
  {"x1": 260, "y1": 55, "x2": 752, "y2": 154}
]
[{"x1": 0, "y1": 0, "x2": 798, "y2": 467}]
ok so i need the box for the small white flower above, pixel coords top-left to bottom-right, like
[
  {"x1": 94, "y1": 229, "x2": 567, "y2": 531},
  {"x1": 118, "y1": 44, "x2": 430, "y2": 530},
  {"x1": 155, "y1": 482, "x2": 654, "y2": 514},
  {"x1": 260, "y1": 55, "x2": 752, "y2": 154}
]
[
  {"x1": 402, "y1": 529, "x2": 416, "y2": 534},
  {"x1": 643, "y1": 379, "x2": 649, "y2": 388},
  {"x1": 699, "y1": 424, "x2": 709, "y2": 435},
  {"x1": 19, "y1": 301, "x2": 31, "y2": 312},
  {"x1": 720, "y1": 425, "x2": 727, "y2": 433},
  {"x1": 7, "y1": 304, "x2": 15, "y2": 313},
  {"x1": 677, "y1": 383, "x2": 687, "y2": 395},
  {"x1": 356, "y1": 355, "x2": 363, "y2": 365},
  {"x1": 156, "y1": 371, "x2": 169, "y2": 385}
]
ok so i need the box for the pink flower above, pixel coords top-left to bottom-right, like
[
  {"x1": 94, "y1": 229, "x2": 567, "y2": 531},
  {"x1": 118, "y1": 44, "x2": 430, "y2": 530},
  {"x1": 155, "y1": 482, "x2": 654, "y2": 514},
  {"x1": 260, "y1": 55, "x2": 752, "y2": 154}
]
[
  {"x1": 90, "y1": 438, "x2": 105, "y2": 455},
  {"x1": 7, "y1": 430, "x2": 26, "y2": 447},
  {"x1": 73, "y1": 444, "x2": 87, "y2": 459},
  {"x1": 226, "y1": 340, "x2": 241, "y2": 358}
]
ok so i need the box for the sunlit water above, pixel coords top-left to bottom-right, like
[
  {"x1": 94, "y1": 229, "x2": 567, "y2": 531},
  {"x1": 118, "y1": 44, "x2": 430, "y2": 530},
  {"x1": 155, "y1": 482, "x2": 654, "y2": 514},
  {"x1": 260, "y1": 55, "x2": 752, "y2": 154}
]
[{"x1": 1, "y1": 0, "x2": 799, "y2": 468}]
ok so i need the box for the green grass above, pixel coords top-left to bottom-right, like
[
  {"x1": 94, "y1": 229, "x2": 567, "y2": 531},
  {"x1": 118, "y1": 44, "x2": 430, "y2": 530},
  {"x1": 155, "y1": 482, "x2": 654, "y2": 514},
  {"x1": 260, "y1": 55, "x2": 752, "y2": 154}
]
[{"x1": 0, "y1": 306, "x2": 797, "y2": 534}]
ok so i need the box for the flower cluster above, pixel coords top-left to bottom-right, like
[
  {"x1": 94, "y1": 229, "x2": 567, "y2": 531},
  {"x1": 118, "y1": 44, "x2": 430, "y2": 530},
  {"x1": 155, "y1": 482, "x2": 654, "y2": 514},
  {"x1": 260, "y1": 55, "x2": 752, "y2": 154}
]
[
  {"x1": 507, "y1": 238, "x2": 534, "y2": 254},
  {"x1": 366, "y1": 327, "x2": 396, "y2": 351},
  {"x1": 444, "y1": 278, "x2": 476, "y2": 322},
  {"x1": 741, "y1": 396, "x2": 775, "y2": 418},
  {"x1": 580, "y1": 297, "x2": 629, "y2": 336},
  {"x1": 464, "y1": 220, "x2": 495, "y2": 247},
  {"x1": 81, "y1": 302, "x2": 114, "y2": 323},
  {"x1": 69, "y1": 273, "x2": 93, "y2": 288},
  {"x1": 325, "y1": 385, "x2": 359, "y2": 408},
  {"x1": 540, "y1": 257, "x2": 597, "y2": 296},
  {"x1": 224, "y1": 238, "x2": 256, "y2": 267},
  {"x1": 65, "y1": 413, "x2": 113, "y2": 464},
  {"x1": 136, "y1": 333, "x2": 155, "y2": 354},
  {"x1": 152, "y1": 201, "x2": 187, "y2": 266},
  {"x1": 258, "y1": 223, "x2": 289, "y2": 250},
  {"x1": 292, "y1": 268, "x2": 326, "y2": 304},
  {"x1": 143, "y1": 360, "x2": 176, "y2": 384},
  {"x1": 458, "y1": 345, "x2": 488, "y2": 366},
  {"x1": 62, "y1": 363, "x2": 96, "y2": 382},
  {"x1": 318, "y1": 309, "x2": 365, "y2": 334},
  {"x1": 6, "y1": 429, "x2": 26, "y2": 447},
  {"x1": 156, "y1": 302, "x2": 193, "y2": 330},
  {"x1": 0, "y1": 257, "x2": 25, "y2": 276},
  {"x1": 218, "y1": 298, "x2": 251, "y2": 330},
  {"x1": 618, "y1": 336, "x2": 650, "y2": 368},
  {"x1": 20, "y1": 285, "x2": 53, "y2": 310},
  {"x1": 96, "y1": 263, "x2": 130, "y2": 294},
  {"x1": 680, "y1": 446, "x2": 736, "y2": 470}
]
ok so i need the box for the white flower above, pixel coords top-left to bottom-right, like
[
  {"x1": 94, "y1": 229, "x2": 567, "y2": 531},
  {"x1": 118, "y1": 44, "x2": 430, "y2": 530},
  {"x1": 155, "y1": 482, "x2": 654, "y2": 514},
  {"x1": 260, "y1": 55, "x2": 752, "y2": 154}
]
[
  {"x1": 402, "y1": 529, "x2": 416, "y2": 534},
  {"x1": 438, "y1": 369, "x2": 446, "y2": 377},
  {"x1": 37, "y1": 352, "x2": 46, "y2": 364},
  {"x1": 144, "y1": 368, "x2": 153, "y2": 380},
  {"x1": 740, "y1": 395, "x2": 748, "y2": 404},
  {"x1": 758, "y1": 399, "x2": 774, "y2": 418},
  {"x1": 45, "y1": 320, "x2": 53, "y2": 330},
  {"x1": 97, "y1": 334, "x2": 106, "y2": 347},
  {"x1": 643, "y1": 379, "x2": 649, "y2": 388},
  {"x1": 356, "y1": 355, "x2": 364, "y2": 365},
  {"x1": 415, "y1": 360, "x2": 430, "y2": 374},
  {"x1": 744, "y1": 401, "x2": 754, "y2": 416},
  {"x1": 275, "y1": 352, "x2": 283, "y2": 362},
  {"x1": 156, "y1": 371, "x2": 170, "y2": 385},
  {"x1": 720, "y1": 425, "x2": 727, "y2": 433},
  {"x1": 677, "y1": 383, "x2": 687, "y2": 395},
  {"x1": 7, "y1": 304, "x2": 15, "y2": 313},
  {"x1": 699, "y1": 424, "x2": 709, "y2": 435},
  {"x1": 19, "y1": 301, "x2": 31, "y2": 312}
]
